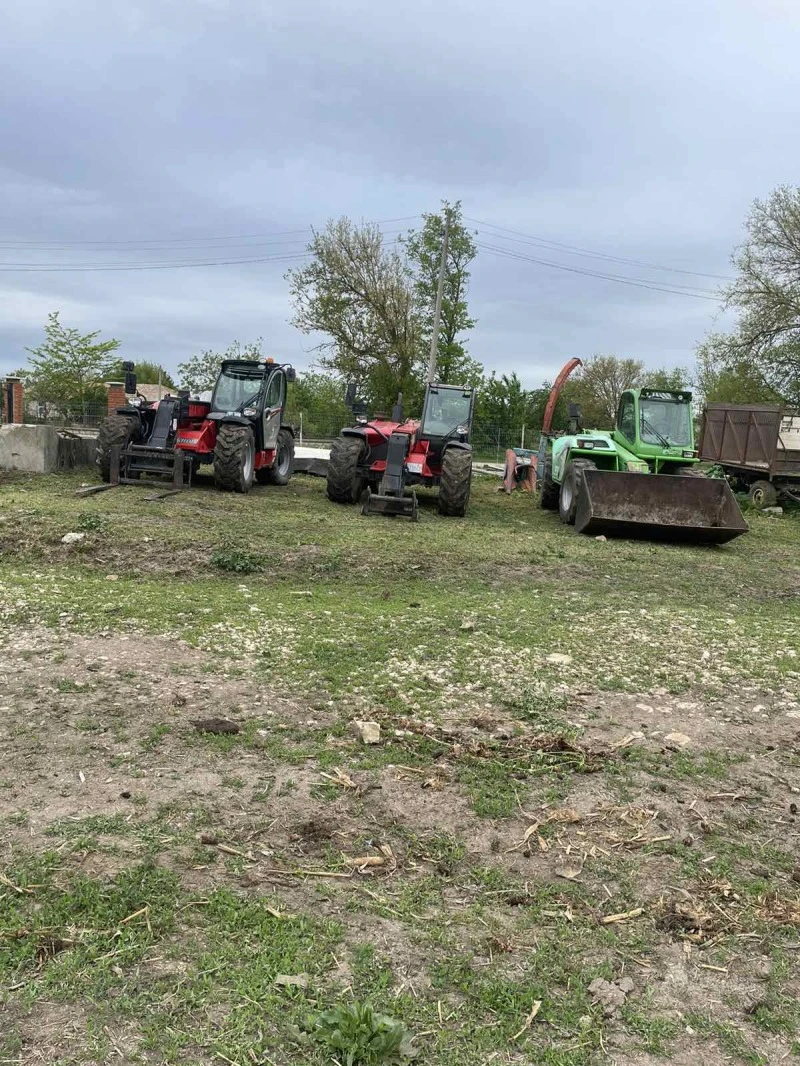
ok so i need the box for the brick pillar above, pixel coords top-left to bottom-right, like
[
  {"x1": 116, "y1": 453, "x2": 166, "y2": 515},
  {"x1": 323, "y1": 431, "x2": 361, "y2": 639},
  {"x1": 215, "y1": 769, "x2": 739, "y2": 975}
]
[
  {"x1": 2, "y1": 377, "x2": 24, "y2": 424},
  {"x1": 106, "y1": 381, "x2": 126, "y2": 415}
]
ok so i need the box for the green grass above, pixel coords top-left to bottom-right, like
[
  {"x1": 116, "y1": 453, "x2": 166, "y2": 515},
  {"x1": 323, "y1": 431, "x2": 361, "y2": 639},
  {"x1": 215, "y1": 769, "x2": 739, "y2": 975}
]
[
  {"x1": 1, "y1": 470, "x2": 799, "y2": 1065},
  {"x1": 1, "y1": 473, "x2": 799, "y2": 715}
]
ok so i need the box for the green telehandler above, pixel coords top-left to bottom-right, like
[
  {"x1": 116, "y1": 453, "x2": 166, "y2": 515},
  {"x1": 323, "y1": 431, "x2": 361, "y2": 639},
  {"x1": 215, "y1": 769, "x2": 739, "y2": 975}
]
[{"x1": 538, "y1": 386, "x2": 748, "y2": 544}]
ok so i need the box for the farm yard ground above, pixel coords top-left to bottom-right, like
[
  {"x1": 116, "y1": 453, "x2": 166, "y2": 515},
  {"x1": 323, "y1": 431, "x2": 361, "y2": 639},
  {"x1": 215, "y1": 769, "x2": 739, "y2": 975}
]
[{"x1": 1, "y1": 469, "x2": 799, "y2": 1066}]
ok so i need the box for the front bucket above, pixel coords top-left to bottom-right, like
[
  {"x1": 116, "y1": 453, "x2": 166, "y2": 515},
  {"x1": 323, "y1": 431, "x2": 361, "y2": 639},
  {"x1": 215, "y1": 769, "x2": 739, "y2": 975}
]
[
  {"x1": 362, "y1": 488, "x2": 419, "y2": 521},
  {"x1": 574, "y1": 470, "x2": 748, "y2": 544}
]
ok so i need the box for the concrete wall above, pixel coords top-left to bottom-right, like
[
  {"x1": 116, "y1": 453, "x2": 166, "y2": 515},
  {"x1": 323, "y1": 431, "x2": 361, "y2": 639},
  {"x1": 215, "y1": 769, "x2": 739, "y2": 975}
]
[{"x1": 0, "y1": 424, "x2": 95, "y2": 473}]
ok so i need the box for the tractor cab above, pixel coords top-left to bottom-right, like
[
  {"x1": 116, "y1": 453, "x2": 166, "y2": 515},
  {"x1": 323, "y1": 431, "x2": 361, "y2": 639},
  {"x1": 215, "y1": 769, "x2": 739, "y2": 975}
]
[
  {"x1": 419, "y1": 384, "x2": 475, "y2": 462},
  {"x1": 613, "y1": 389, "x2": 698, "y2": 470},
  {"x1": 209, "y1": 359, "x2": 296, "y2": 453}
]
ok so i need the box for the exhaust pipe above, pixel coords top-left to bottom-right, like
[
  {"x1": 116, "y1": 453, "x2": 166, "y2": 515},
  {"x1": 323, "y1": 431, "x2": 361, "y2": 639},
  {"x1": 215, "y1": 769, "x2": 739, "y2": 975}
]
[{"x1": 575, "y1": 470, "x2": 748, "y2": 544}]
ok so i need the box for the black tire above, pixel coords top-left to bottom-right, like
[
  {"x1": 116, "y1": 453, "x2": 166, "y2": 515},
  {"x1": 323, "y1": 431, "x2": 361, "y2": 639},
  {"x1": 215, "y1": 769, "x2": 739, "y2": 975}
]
[
  {"x1": 258, "y1": 428, "x2": 294, "y2": 486},
  {"x1": 748, "y1": 479, "x2": 777, "y2": 508},
  {"x1": 438, "y1": 447, "x2": 472, "y2": 517},
  {"x1": 559, "y1": 460, "x2": 596, "y2": 525},
  {"x1": 327, "y1": 435, "x2": 367, "y2": 504},
  {"x1": 539, "y1": 450, "x2": 559, "y2": 510},
  {"x1": 213, "y1": 424, "x2": 256, "y2": 493},
  {"x1": 96, "y1": 415, "x2": 140, "y2": 482}
]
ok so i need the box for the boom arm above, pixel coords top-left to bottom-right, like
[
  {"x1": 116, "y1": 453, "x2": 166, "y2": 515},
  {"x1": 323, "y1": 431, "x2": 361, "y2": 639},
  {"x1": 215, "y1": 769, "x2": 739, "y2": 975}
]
[{"x1": 542, "y1": 358, "x2": 582, "y2": 434}]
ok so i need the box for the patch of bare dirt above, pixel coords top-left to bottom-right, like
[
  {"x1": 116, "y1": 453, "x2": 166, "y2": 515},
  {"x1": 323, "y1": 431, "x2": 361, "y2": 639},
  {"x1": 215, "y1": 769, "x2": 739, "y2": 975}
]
[{"x1": 3, "y1": 625, "x2": 800, "y2": 1065}]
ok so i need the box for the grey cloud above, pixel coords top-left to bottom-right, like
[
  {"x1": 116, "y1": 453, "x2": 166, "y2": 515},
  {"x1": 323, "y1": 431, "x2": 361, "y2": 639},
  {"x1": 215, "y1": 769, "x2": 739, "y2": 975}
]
[{"x1": 1, "y1": 0, "x2": 799, "y2": 385}]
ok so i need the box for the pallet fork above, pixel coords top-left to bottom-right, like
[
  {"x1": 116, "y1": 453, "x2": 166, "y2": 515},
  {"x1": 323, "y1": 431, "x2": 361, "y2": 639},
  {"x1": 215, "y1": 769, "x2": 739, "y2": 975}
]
[{"x1": 361, "y1": 431, "x2": 419, "y2": 521}]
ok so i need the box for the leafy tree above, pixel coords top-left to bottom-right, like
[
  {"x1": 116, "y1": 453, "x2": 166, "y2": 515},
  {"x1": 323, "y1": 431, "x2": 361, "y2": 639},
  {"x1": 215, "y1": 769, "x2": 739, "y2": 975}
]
[
  {"x1": 287, "y1": 218, "x2": 422, "y2": 410},
  {"x1": 106, "y1": 359, "x2": 176, "y2": 390},
  {"x1": 178, "y1": 339, "x2": 264, "y2": 393},
  {"x1": 566, "y1": 355, "x2": 646, "y2": 427},
  {"x1": 24, "y1": 312, "x2": 120, "y2": 413},
  {"x1": 695, "y1": 350, "x2": 783, "y2": 405},
  {"x1": 697, "y1": 185, "x2": 800, "y2": 406},
  {"x1": 643, "y1": 366, "x2": 692, "y2": 391},
  {"x1": 404, "y1": 201, "x2": 482, "y2": 386},
  {"x1": 286, "y1": 371, "x2": 351, "y2": 438},
  {"x1": 476, "y1": 372, "x2": 531, "y2": 430}
]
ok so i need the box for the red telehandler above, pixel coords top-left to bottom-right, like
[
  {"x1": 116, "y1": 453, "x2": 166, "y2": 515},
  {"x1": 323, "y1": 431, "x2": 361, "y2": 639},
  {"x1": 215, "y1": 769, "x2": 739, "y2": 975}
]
[{"x1": 326, "y1": 383, "x2": 476, "y2": 520}]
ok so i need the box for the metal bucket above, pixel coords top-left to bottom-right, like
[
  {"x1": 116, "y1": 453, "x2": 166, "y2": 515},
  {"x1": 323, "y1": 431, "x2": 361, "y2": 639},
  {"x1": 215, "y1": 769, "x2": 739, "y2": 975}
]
[{"x1": 574, "y1": 470, "x2": 748, "y2": 544}]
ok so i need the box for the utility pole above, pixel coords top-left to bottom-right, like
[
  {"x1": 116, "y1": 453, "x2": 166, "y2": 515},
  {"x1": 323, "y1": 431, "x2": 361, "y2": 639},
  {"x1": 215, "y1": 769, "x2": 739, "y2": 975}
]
[{"x1": 426, "y1": 210, "x2": 450, "y2": 384}]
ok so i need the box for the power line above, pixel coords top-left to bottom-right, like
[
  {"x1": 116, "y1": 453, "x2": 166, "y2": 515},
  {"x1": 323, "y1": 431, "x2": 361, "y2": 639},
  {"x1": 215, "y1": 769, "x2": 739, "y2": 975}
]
[
  {"x1": 0, "y1": 228, "x2": 407, "y2": 259},
  {"x1": 466, "y1": 216, "x2": 733, "y2": 282},
  {"x1": 476, "y1": 241, "x2": 724, "y2": 301},
  {"x1": 0, "y1": 251, "x2": 313, "y2": 273},
  {"x1": 0, "y1": 238, "x2": 406, "y2": 273},
  {"x1": 0, "y1": 216, "x2": 421, "y2": 249}
]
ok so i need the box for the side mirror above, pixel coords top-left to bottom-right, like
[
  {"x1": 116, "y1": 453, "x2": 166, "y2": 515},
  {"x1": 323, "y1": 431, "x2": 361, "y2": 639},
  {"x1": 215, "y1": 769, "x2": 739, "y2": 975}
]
[
  {"x1": 344, "y1": 382, "x2": 357, "y2": 408},
  {"x1": 285, "y1": 367, "x2": 297, "y2": 383},
  {"x1": 124, "y1": 370, "x2": 137, "y2": 395}
]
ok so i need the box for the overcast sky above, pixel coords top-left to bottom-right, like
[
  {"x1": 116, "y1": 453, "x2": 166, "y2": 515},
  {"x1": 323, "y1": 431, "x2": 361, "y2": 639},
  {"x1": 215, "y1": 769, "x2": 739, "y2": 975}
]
[{"x1": 1, "y1": 0, "x2": 798, "y2": 388}]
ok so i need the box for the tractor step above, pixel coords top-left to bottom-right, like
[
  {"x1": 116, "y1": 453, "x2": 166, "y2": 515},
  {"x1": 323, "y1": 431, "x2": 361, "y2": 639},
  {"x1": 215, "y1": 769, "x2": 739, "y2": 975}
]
[{"x1": 361, "y1": 487, "x2": 419, "y2": 521}]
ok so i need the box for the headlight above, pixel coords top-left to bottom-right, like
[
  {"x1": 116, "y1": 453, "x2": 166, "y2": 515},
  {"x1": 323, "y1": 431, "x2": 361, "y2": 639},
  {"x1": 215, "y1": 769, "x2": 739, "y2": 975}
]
[
  {"x1": 457, "y1": 423, "x2": 469, "y2": 435},
  {"x1": 242, "y1": 407, "x2": 258, "y2": 417}
]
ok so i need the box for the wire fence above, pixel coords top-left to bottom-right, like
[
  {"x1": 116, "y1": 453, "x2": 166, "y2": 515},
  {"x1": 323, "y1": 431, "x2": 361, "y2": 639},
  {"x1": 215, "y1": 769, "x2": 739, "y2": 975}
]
[
  {"x1": 9, "y1": 400, "x2": 537, "y2": 462},
  {"x1": 24, "y1": 402, "x2": 109, "y2": 429},
  {"x1": 288, "y1": 410, "x2": 537, "y2": 462}
]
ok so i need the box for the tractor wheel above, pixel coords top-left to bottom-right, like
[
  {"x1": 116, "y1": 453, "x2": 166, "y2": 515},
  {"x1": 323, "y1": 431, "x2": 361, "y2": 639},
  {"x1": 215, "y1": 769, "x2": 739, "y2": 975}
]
[
  {"x1": 748, "y1": 479, "x2": 777, "y2": 509},
  {"x1": 327, "y1": 436, "x2": 367, "y2": 504},
  {"x1": 213, "y1": 424, "x2": 256, "y2": 493},
  {"x1": 559, "y1": 460, "x2": 595, "y2": 525},
  {"x1": 438, "y1": 447, "x2": 472, "y2": 517},
  {"x1": 258, "y1": 429, "x2": 295, "y2": 486},
  {"x1": 539, "y1": 450, "x2": 559, "y2": 511},
  {"x1": 96, "y1": 414, "x2": 140, "y2": 482}
]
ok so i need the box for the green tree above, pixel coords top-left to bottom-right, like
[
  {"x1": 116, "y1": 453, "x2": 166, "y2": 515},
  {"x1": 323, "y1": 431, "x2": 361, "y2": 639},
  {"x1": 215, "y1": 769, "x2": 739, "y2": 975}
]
[
  {"x1": 106, "y1": 359, "x2": 176, "y2": 390},
  {"x1": 287, "y1": 218, "x2": 422, "y2": 410},
  {"x1": 695, "y1": 350, "x2": 782, "y2": 405},
  {"x1": 643, "y1": 365, "x2": 692, "y2": 391},
  {"x1": 24, "y1": 312, "x2": 120, "y2": 414},
  {"x1": 475, "y1": 373, "x2": 535, "y2": 432},
  {"x1": 697, "y1": 185, "x2": 800, "y2": 406},
  {"x1": 286, "y1": 371, "x2": 351, "y2": 438},
  {"x1": 565, "y1": 355, "x2": 645, "y2": 427},
  {"x1": 404, "y1": 201, "x2": 482, "y2": 387},
  {"x1": 178, "y1": 339, "x2": 264, "y2": 393}
]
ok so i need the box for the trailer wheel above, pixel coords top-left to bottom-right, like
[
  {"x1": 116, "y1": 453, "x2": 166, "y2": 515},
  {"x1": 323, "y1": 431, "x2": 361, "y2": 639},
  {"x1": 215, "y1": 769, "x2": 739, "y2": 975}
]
[
  {"x1": 748, "y1": 480, "x2": 777, "y2": 509},
  {"x1": 438, "y1": 447, "x2": 472, "y2": 516},
  {"x1": 539, "y1": 451, "x2": 559, "y2": 510},
  {"x1": 96, "y1": 415, "x2": 140, "y2": 482},
  {"x1": 327, "y1": 436, "x2": 367, "y2": 504},
  {"x1": 258, "y1": 429, "x2": 295, "y2": 486},
  {"x1": 559, "y1": 460, "x2": 595, "y2": 525},
  {"x1": 213, "y1": 424, "x2": 256, "y2": 493}
]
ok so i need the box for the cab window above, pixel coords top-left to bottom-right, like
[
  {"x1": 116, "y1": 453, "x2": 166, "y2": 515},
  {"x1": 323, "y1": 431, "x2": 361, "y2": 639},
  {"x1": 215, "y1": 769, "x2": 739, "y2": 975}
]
[
  {"x1": 618, "y1": 395, "x2": 636, "y2": 441},
  {"x1": 265, "y1": 372, "x2": 284, "y2": 409}
]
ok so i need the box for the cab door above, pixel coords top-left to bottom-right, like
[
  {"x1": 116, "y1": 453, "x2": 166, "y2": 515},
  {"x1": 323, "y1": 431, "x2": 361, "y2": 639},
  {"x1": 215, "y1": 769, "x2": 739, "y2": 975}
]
[{"x1": 262, "y1": 370, "x2": 285, "y2": 451}]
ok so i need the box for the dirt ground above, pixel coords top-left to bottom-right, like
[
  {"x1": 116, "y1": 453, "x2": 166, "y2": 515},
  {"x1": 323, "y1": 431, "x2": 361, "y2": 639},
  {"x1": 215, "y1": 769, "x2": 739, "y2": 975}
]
[{"x1": 3, "y1": 624, "x2": 800, "y2": 1065}]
